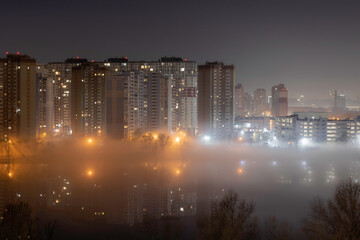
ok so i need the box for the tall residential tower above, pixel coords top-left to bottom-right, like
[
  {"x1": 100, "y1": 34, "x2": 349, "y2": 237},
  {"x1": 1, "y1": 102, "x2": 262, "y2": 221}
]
[{"x1": 198, "y1": 62, "x2": 235, "y2": 140}]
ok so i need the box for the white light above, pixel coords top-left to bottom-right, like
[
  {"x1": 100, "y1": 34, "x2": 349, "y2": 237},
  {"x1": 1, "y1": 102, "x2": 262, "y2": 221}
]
[
  {"x1": 299, "y1": 138, "x2": 312, "y2": 147},
  {"x1": 302, "y1": 161, "x2": 307, "y2": 166},
  {"x1": 202, "y1": 135, "x2": 210, "y2": 142},
  {"x1": 272, "y1": 161, "x2": 277, "y2": 166},
  {"x1": 240, "y1": 160, "x2": 246, "y2": 165}
]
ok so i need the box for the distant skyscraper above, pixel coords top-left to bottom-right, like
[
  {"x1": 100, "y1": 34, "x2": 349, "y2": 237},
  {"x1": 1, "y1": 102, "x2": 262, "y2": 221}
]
[
  {"x1": 71, "y1": 63, "x2": 107, "y2": 138},
  {"x1": 253, "y1": 88, "x2": 266, "y2": 116},
  {"x1": 271, "y1": 84, "x2": 288, "y2": 117},
  {"x1": 243, "y1": 92, "x2": 253, "y2": 116},
  {"x1": 0, "y1": 53, "x2": 37, "y2": 140},
  {"x1": 337, "y1": 92, "x2": 346, "y2": 110},
  {"x1": 235, "y1": 84, "x2": 244, "y2": 117},
  {"x1": 198, "y1": 62, "x2": 235, "y2": 139},
  {"x1": 329, "y1": 90, "x2": 346, "y2": 112},
  {"x1": 47, "y1": 58, "x2": 88, "y2": 135}
]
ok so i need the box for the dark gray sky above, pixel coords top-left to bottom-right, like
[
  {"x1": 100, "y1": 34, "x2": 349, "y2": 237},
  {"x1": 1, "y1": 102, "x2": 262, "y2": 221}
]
[{"x1": 1, "y1": 0, "x2": 360, "y2": 100}]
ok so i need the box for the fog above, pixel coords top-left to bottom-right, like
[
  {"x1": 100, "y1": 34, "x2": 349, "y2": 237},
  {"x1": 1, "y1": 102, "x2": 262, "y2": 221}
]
[{"x1": 6, "y1": 139, "x2": 360, "y2": 235}]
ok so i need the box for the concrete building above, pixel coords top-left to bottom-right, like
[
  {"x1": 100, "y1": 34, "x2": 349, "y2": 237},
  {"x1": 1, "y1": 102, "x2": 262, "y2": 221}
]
[
  {"x1": 235, "y1": 84, "x2": 244, "y2": 117},
  {"x1": 274, "y1": 113, "x2": 360, "y2": 144},
  {"x1": 243, "y1": 92, "x2": 253, "y2": 116},
  {"x1": 106, "y1": 71, "x2": 145, "y2": 139},
  {"x1": 47, "y1": 58, "x2": 88, "y2": 136},
  {"x1": 253, "y1": 88, "x2": 267, "y2": 116},
  {"x1": 329, "y1": 90, "x2": 346, "y2": 113},
  {"x1": 71, "y1": 63, "x2": 107, "y2": 138},
  {"x1": 271, "y1": 84, "x2": 288, "y2": 117},
  {"x1": 0, "y1": 53, "x2": 37, "y2": 140},
  {"x1": 198, "y1": 62, "x2": 235, "y2": 140},
  {"x1": 104, "y1": 57, "x2": 197, "y2": 135},
  {"x1": 36, "y1": 63, "x2": 54, "y2": 137}
]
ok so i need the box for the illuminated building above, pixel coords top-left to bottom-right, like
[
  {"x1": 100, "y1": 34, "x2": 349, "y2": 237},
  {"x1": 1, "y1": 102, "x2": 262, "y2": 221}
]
[
  {"x1": 71, "y1": 63, "x2": 107, "y2": 138},
  {"x1": 274, "y1": 113, "x2": 360, "y2": 144},
  {"x1": 253, "y1": 88, "x2": 267, "y2": 116},
  {"x1": 105, "y1": 57, "x2": 198, "y2": 135},
  {"x1": 106, "y1": 71, "x2": 144, "y2": 139},
  {"x1": 271, "y1": 84, "x2": 288, "y2": 117},
  {"x1": 198, "y1": 62, "x2": 235, "y2": 140},
  {"x1": 36, "y1": 63, "x2": 54, "y2": 137},
  {"x1": 0, "y1": 53, "x2": 37, "y2": 140},
  {"x1": 47, "y1": 58, "x2": 88, "y2": 135},
  {"x1": 235, "y1": 84, "x2": 244, "y2": 117},
  {"x1": 243, "y1": 92, "x2": 253, "y2": 116},
  {"x1": 329, "y1": 90, "x2": 346, "y2": 113}
]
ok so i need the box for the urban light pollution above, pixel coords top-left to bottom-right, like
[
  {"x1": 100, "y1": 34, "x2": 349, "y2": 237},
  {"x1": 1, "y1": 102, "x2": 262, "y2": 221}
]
[{"x1": 1, "y1": 0, "x2": 360, "y2": 239}]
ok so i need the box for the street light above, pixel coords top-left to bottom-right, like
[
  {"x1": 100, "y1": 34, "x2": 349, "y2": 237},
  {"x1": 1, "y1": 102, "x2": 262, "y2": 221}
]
[{"x1": 87, "y1": 170, "x2": 93, "y2": 176}]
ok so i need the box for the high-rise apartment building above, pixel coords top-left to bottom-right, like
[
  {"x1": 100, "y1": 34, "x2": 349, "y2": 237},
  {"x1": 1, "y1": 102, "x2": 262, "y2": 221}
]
[
  {"x1": 104, "y1": 57, "x2": 197, "y2": 135},
  {"x1": 71, "y1": 63, "x2": 107, "y2": 138},
  {"x1": 0, "y1": 53, "x2": 37, "y2": 140},
  {"x1": 253, "y1": 88, "x2": 266, "y2": 116},
  {"x1": 198, "y1": 62, "x2": 235, "y2": 140},
  {"x1": 36, "y1": 63, "x2": 54, "y2": 137},
  {"x1": 271, "y1": 84, "x2": 288, "y2": 117},
  {"x1": 329, "y1": 90, "x2": 346, "y2": 112},
  {"x1": 235, "y1": 84, "x2": 244, "y2": 117},
  {"x1": 47, "y1": 58, "x2": 88, "y2": 135},
  {"x1": 243, "y1": 92, "x2": 253, "y2": 116},
  {"x1": 106, "y1": 71, "x2": 145, "y2": 139}
]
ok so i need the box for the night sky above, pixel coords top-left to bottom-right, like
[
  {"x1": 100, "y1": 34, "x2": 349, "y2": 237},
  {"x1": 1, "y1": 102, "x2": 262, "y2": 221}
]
[{"x1": 1, "y1": 0, "x2": 360, "y2": 101}]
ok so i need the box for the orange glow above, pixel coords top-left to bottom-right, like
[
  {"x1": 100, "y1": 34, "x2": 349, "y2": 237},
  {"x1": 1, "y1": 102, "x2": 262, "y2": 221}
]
[
  {"x1": 237, "y1": 168, "x2": 244, "y2": 174},
  {"x1": 175, "y1": 169, "x2": 181, "y2": 175},
  {"x1": 153, "y1": 134, "x2": 158, "y2": 140},
  {"x1": 238, "y1": 137, "x2": 243, "y2": 141},
  {"x1": 88, "y1": 138, "x2": 93, "y2": 143},
  {"x1": 8, "y1": 172, "x2": 13, "y2": 178},
  {"x1": 87, "y1": 170, "x2": 93, "y2": 176},
  {"x1": 175, "y1": 137, "x2": 180, "y2": 143}
]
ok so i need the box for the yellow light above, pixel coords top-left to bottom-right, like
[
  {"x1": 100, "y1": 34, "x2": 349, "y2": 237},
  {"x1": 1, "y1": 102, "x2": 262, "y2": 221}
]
[
  {"x1": 238, "y1": 137, "x2": 243, "y2": 141},
  {"x1": 8, "y1": 172, "x2": 13, "y2": 178},
  {"x1": 153, "y1": 134, "x2": 158, "y2": 139},
  {"x1": 87, "y1": 170, "x2": 93, "y2": 176},
  {"x1": 237, "y1": 168, "x2": 243, "y2": 174},
  {"x1": 175, "y1": 169, "x2": 181, "y2": 175},
  {"x1": 88, "y1": 138, "x2": 92, "y2": 143},
  {"x1": 175, "y1": 137, "x2": 180, "y2": 143}
]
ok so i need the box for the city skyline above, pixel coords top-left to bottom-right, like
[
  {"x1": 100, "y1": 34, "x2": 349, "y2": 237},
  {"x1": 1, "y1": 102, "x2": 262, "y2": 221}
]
[{"x1": 1, "y1": 0, "x2": 360, "y2": 100}]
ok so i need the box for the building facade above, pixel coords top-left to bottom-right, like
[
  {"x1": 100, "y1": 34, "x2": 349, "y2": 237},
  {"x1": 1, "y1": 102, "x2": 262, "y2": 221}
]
[
  {"x1": 235, "y1": 84, "x2": 244, "y2": 117},
  {"x1": 0, "y1": 53, "x2": 37, "y2": 140},
  {"x1": 104, "y1": 57, "x2": 197, "y2": 136},
  {"x1": 274, "y1": 113, "x2": 360, "y2": 144},
  {"x1": 198, "y1": 62, "x2": 235, "y2": 140},
  {"x1": 47, "y1": 58, "x2": 88, "y2": 136},
  {"x1": 253, "y1": 88, "x2": 267, "y2": 116},
  {"x1": 271, "y1": 84, "x2": 288, "y2": 117},
  {"x1": 71, "y1": 63, "x2": 107, "y2": 138}
]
